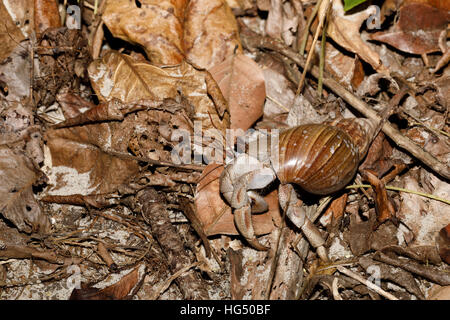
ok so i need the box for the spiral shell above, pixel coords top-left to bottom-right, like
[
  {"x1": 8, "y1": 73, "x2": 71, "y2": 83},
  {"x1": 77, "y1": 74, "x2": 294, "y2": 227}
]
[{"x1": 275, "y1": 124, "x2": 360, "y2": 195}]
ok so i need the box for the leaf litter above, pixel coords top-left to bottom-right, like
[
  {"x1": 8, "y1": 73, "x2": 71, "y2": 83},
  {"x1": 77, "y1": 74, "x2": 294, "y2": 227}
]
[{"x1": 0, "y1": 0, "x2": 448, "y2": 301}]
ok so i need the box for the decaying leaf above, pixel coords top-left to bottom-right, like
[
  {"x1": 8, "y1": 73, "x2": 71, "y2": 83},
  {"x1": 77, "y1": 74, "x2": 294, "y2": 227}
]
[
  {"x1": 427, "y1": 285, "x2": 450, "y2": 300},
  {"x1": 34, "y1": 0, "x2": 61, "y2": 34},
  {"x1": 370, "y1": 3, "x2": 450, "y2": 55},
  {"x1": 194, "y1": 163, "x2": 280, "y2": 236},
  {"x1": 70, "y1": 264, "x2": 145, "y2": 300},
  {"x1": 0, "y1": 146, "x2": 50, "y2": 234},
  {"x1": 0, "y1": 1, "x2": 25, "y2": 63},
  {"x1": 321, "y1": 40, "x2": 361, "y2": 90},
  {"x1": 209, "y1": 53, "x2": 266, "y2": 130},
  {"x1": 43, "y1": 97, "x2": 197, "y2": 201},
  {"x1": 88, "y1": 50, "x2": 229, "y2": 134},
  {"x1": 319, "y1": 0, "x2": 387, "y2": 73},
  {"x1": 396, "y1": 168, "x2": 450, "y2": 247},
  {"x1": 102, "y1": 0, "x2": 186, "y2": 65},
  {"x1": 44, "y1": 123, "x2": 141, "y2": 197},
  {"x1": 184, "y1": 0, "x2": 242, "y2": 69},
  {"x1": 0, "y1": 42, "x2": 31, "y2": 103},
  {"x1": 436, "y1": 224, "x2": 450, "y2": 264}
]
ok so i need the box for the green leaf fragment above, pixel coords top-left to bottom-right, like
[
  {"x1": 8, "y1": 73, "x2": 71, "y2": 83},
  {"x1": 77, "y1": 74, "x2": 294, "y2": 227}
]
[{"x1": 343, "y1": 0, "x2": 368, "y2": 11}]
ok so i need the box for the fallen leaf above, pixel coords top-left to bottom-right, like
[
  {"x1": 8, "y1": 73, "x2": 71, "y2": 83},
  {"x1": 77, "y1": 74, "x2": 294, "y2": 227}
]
[
  {"x1": 0, "y1": 41, "x2": 31, "y2": 103},
  {"x1": 265, "y1": 0, "x2": 283, "y2": 40},
  {"x1": 0, "y1": 1, "x2": 25, "y2": 62},
  {"x1": 102, "y1": 0, "x2": 186, "y2": 65},
  {"x1": 70, "y1": 265, "x2": 144, "y2": 300},
  {"x1": 184, "y1": 0, "x2": 242, "y2": 70},
  {"x1": 0, "y1": 146, "x2": 50, "y2": 234},
  {"x1": 194, "y1": 163, "x2": 280, "y2": 236},
  {"x1": 34, "y1": 0, "x2": 61, "y2": 34},
  {"x1": 319, "y1": 0, "x2": 387, "y2": 73},
  {"x1": 436, "y1": 224, "x2": 450, "y2": 264},
  {"x1": 43, "y1": 99, "x2": 196, "y2": 201},
  {"x1": 396, "y1": 168, "x2": 450, "y2": 247},
  {"x1": 44, "y1": 123, "x2": 141, "y2": 197},
  {"x1": 427, "y1": 285, "x2": 450, "y2": 300},
  {"x1": 88, "y1": 50, "x2": 229, "y2": 134},
  {"x1": 320, "y1": 193, "x2": 348, "y2": 227},
  {"x1": 402, "y1": 0, "x2": 450, "y2": 11},
  {"x1": 2, "y1": 0, "x2": 33, "y2": 38},
  {"x1": 321, "y1": 40, "x2": 360, "y2": 90},
  {"x1": 209, "y1": 53, "x2": 266, "y2": 131},
  {"x1": 370, "y1": 3, "x2": 450, "y2": 55}
]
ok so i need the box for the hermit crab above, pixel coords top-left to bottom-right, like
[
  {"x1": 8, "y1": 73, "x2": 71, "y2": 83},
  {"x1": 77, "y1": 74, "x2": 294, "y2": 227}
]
[{"x1": 220, "y1": 118, "x2": 376, "y2": 261}]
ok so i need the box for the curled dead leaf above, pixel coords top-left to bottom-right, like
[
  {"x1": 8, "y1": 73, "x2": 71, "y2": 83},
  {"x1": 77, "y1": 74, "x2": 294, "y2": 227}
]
[
  {"x1": 70, "y1": 264, "x2": 145, "y2": 300},
  {"x1": 209, "y1": 54, "x2": 266, "y2": 131},
  {"x1": 102, "y1": 0, "x2": 187, "y2": 65},
  {"x1": 436, "y1": 224, "x2": 450, "y2": 264},
  {"x1": 370, "y1": 3, "x2": 450, "y2": 55},
  {"x1": 184, "y1": 0, "x2": 242, "y2": 70},
  {"x1": 0, "y1": 1, "x2": 25, "y2": 62},
  {"x1": 319, "y1": 0, "x2": 387, "y2": 73},
  {"x1": 88, "y1": 50, "x2": 229, "y2": 134},
  {"x1": 0, "y1": 146, "x2": 50, "y2": 234}
]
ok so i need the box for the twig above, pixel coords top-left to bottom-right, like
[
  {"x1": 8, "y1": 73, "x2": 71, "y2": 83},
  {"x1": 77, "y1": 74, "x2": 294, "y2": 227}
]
[
  {"x1": 346, "y1": 184, "x2": 450, "y2": 205},
  {"x1": 150, "y1": 262, "x2": 199, "y2": 300},
  {"x1": 373, "y1": 252, "x2": 450, "y2": 286},
  {"x1": 336, "y1": 266, "x2": 399, "y2": 300},
  {"x1": 332, "y1": 277, "x2": 343, "y2": 300},
  {"x1": 296, "y1": 0, "x2": 331, "y2": 95},
  {"x1": 299, "y1": 0, "x2": 323, "y2": 55}
]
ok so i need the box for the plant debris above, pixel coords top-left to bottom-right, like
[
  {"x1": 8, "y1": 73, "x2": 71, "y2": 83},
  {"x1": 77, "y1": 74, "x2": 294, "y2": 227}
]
[{"x1": 0, "y1": 0, "x2": 448, "y2": 301}]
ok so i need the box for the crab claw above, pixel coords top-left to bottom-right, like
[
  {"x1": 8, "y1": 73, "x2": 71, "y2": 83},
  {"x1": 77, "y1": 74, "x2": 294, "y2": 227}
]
[{"x1": 234, "y1": 205, "x2": 269, "y2": 251}]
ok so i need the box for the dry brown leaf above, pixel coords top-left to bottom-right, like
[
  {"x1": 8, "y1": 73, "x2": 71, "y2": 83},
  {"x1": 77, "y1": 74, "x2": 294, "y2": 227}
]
[
  {"x1": 319, "y1": 0, "x2": 387, "y2": 73},
  {"x1": 33, "y1": 0, "x2": 61, "y2": 34},
  {"x1": 403, "y1": 0, "x2": 450, "y2": 10},
  {"x1": 0, "y1": 43, "x2": 31, "y2": 104},
  {"x1": 370, "y1": 3, "x2": 450, "y2": 55},
  {"x1": 44, "y1": 123, "x2": 140, "y2": 197},
  {"x1": 43, "y1": 98, "x2": 196, "y2": 201},
  {"x1": 209, "y1": 53, "x2": 266, "y2": 130},
  {"x1": 0, "y1": 146, "x2": 50, "y2": 234},
  {"x1": 427, "y1": 285, "x2": 450, "y2": 300},
  {"x1": 70, "y1": 265, "x2": 144, "y2": 300},
  {"x1": 436, "y1": 224, "x2": 450, "y2": 264},
  {"x1": 396, "y1": 168, "x2": 450, "y2": 247},
  {"x1": 88, "y1": 50, "x2": 229, "y2": 134},
  {"x1": 0, "y1": 1, "x2": 25, "y2": 62},
  {"x1": 320, "y1": 193, "x2": 348, "y2": 226},
  {"x1": 322, "y1": 40, "x2": 359, "y2": 90},
  {"x1": 194, "y1": 163, "x2": 280, "y2": 236},
  {"x1": 184, "y1": 0, "x2": 242, "y2": 70},
  {"x1": 2, "y1": 0, "x2": 33, "y2": 38},
  {"x1": 102, "y1": 0, "x2": 187, "y2": 65},
  {"x1": 265, "y1": 0, "x2": 283, "y2": 40}
]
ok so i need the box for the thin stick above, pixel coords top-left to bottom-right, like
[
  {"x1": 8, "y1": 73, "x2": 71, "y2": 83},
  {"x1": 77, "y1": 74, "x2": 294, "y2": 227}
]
[
  {"x1": 332, "y1": 277, "x2": 343, "y2": 300},
  {"x1": 346, "y1": 184, "x2": 450, "y2": 205},
  {"x1": 150, "y1": 262, "x2": 199, "y2": 300},
  {"x1": 299, "y1": 0, "x2": 323, "y2": 55},
  {"x1": 337, "y1": 266, "x2": 399, "y2": 300},
  {"x1": 296, "y1": 0, "x2": 331, "y2": 96}
]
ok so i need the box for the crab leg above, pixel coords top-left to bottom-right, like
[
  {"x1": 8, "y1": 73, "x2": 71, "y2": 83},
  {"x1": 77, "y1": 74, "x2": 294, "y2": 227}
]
[
  {"x1": 278, "y1": 184, "x2": 329, "y2": 262},
  {"x1": 234, "y1": 204, "x2": 270, "y2": 251}
]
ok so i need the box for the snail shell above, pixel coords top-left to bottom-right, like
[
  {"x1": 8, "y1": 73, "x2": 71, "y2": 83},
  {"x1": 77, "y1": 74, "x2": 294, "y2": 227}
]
[{"x1": 275, "y1": 124, "x2": 360, "y2": 195}]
